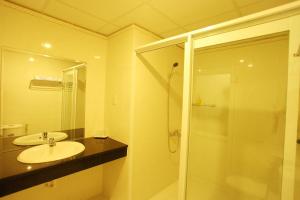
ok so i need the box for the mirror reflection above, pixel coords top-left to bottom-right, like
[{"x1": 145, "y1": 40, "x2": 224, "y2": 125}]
[{"x1": 0, "y1": 48, "x2": 86, "y2": 150}]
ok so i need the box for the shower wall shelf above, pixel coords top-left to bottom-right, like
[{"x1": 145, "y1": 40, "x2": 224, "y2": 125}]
[
  {"x1": 192, "y1": 103, "x2": 216, "y2": 108},
  {"x1": 29, "y1": 79, "x2": 63, "y2": 90}
]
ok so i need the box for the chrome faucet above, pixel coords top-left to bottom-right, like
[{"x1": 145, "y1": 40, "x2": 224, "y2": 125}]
[
  {"x1": 48, "y1": 137, "x2": 56, "y2": 147},
  {"x1": 42, "y1": 131, "x2": 48, "y2": 140}
]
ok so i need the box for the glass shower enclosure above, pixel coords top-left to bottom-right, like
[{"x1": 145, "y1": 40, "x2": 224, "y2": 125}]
[{"x1": 135, "y1": 2, "x2": 300, "y2": 200}]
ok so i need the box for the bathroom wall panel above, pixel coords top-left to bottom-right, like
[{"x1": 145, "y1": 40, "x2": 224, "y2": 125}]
[
  {"x1": 103, "y1": 26, "x2": 183, "y2": 200},
  {"x1": 103, "y1": 27, "x2": 135, "y2": 200},
  {"x1": 131, "y1": 28, "x2": 183, "y2": 200}
]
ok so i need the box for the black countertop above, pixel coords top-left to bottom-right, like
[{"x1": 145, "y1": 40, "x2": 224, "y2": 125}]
[{"x1": 0, "y1": 137, "x2": 128, "y2": 197}]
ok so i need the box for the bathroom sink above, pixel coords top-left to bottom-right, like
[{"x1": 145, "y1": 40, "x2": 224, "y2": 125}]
[
  {"x1": 17, "y1": 141, "x2": 85, "y2": 164},
  {"x1": 13, "y1": 132, "x2": 68, "y2": 146}
]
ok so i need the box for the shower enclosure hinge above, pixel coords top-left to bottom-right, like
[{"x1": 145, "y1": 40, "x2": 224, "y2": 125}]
[{"x1": 294, "y1": 45, "x2": 300, "y2": 57}]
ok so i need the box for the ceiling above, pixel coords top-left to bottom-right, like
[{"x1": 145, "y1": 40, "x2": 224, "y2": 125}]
[{"x1": 5, "y1": 0, "x2": 297, "y2": 38}]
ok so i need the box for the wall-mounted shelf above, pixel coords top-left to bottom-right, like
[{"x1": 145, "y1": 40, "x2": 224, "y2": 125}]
[
  {"x1": 29, "y1": 79, "x2": 62, "y2": 90},
  {"x1": 192, "y1": 103, "x2": 216, "y2": 108}
]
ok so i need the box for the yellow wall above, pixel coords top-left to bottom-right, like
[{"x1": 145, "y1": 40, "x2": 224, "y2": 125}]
[
  {"x1": 0, "y1": 1, "x2": 107, "y2": 199},
  {"x1": 132, "y1": 28, "x2": 183, "y2": 200},
  {"x1": 103, "y1": 25, "x2": 183, "y2": 200},
  {"x1": 103, "y1": 27, "x2": 135, "y2": 200}
]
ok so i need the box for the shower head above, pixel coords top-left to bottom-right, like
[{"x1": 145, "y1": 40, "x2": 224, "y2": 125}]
[{"x1": 169, "y1": 62, "x2": 179, "y2": 78}]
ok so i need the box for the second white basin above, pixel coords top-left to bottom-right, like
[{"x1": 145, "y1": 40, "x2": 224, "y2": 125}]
[
  {"x1": 13, "y1": 132, "x2": 68, "y2": 146},
  {"x1": 17, "y1": 141, "x2": 85, "y2": 164}
]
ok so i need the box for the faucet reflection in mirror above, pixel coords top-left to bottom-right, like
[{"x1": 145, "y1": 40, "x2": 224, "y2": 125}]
[{"x1": 0, "y1": 48, "x2": 86, "y2": 143}]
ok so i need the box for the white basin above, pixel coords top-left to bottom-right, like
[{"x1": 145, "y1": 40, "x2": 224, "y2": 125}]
[
  {"x1": 17, "y1": 141, "x2": 85, "y2": 164},
  {"x1": 13, "y1": 132, "x2": 68, "y2": 146}
]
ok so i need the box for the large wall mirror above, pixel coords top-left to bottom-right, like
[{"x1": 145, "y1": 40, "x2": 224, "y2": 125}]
[{"x1": 0, "y1": 48, "x2": 86, "y2": 152}]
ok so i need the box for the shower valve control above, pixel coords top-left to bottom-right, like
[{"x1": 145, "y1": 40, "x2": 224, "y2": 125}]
[
  {"x1": 294, "y1": 44, "x2": 300, "y2": 57},
  {"x1": 169, "y1": 129, "x2": 181, "y2": 137},
  {"x1": 42, "y1": 131, "x2": 48, "y2": 140}
]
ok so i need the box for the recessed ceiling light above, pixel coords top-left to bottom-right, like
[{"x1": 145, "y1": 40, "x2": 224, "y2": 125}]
[
  {"x1": 28, "y1": 57, "x2": 35, "y2": 62},
  {"x1": 247, "y1": 64, "x2": 254, "y2": 68},
  {"x1": 94, "y1": 55, "x2": 101, "y2": 59},
  {"x1": 41, "y1": 42, "x2": 52, "y2": 49},
  {"x1": 239, "y1": 59, "x2": 245, "y2": 63}
]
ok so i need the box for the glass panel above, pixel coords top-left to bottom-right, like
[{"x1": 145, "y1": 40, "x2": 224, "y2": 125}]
[
  {"x1": 186, "y1": 34, "x2": 289, "y2": 200},
  {"x1": 75, "y1": 67, "x2": 86, "y2": 129},
  {"x1": 61, "y1": 69, "x2": 75, "y2": 131},
  {"x1": 61, "y1": 66, "x2": 86, "y2": 138}
]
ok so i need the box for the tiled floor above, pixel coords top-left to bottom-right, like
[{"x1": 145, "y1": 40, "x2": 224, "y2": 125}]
[
  {"x1": 150, "y1": 181, "x2": 178, "y2": 200},
  {"x1": 88, "y1": 173, "x2": 282, "y2": 200},
  {"x1": 87, "y1": 194, "x2": 108, "y2": 200}
]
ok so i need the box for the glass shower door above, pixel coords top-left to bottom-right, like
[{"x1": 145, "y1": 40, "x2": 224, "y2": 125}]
[{"x1": 186, "y1": 34, "x2": 289, "y2": 200}]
